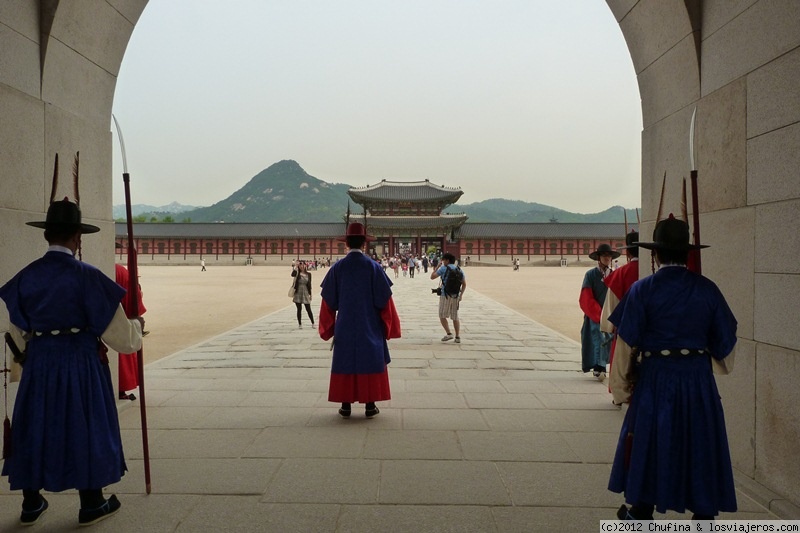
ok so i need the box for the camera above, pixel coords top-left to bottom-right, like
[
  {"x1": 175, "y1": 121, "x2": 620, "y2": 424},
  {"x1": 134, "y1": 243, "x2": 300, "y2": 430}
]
[{"x1": 431, "y1": 287, "x2": 442, "y2": 296}]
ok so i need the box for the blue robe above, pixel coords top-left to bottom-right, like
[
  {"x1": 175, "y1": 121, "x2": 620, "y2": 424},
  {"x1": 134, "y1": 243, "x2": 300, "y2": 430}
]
[
  {"x1": 607, "y1": 265, "x2": 738, "y2": 516},
  {"x1": 0, "y1": 250, "x2": 127, "y2": 491},
  {"x1": 320, "y1": 250, "x2": 393, "y2": 374}
]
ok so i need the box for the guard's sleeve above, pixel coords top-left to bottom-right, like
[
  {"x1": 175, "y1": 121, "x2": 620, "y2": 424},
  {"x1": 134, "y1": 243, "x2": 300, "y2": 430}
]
[
  {"x1": 579, "y1": 287, "x2": 602, "y2": 324},
  {"x1": 318, "y1": 299, "x2": 336, "y2": 341},
  {"x1": 611, "y1": 289, "x2": 644, "y2": 350},
  {"x1": 84, "y1": 268, "x2": 127, "y2": 336},
  {"x1": 372, "y1": 268, "x2": 393, "y2": 310},
  {"x1": 380, "y1": 297, "x2": 401, "y2": 340},
  {"x1": 712, "y1": 348, "x2": 735, "y2": 375},
  {"x1": 100, "y1": 304, "x2": 143, "y2": 354},
  {"x1": 609, "y1": 336, "x2": 634, "y2": 405},
  {"x1": 600, "y1": 290, "x2": 619, "y2": 334}
]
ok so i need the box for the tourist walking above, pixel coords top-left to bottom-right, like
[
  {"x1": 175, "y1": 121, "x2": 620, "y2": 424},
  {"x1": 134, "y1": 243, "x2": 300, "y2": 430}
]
[
  {"x1": 290, "y1": 261, "x2": 314, "y2": 328},
  {"x1": 431, "y1": 252, "x2": 466, "y2": 343},
  {"x1": 607, "y1": 215, "x2": 737, "y2": 521},
  {"x1": 0, "y1": 199, "x2": 144, "y2": 526},
  {"x1": 200, "y1": 258, "x2": 206, "y2": 271},
  {"x1": 579, "y1": 243, "x2": 619, "y2": 380},
  {"x1": 318, "y1": 223, "x2": 400, "y2": 418}
]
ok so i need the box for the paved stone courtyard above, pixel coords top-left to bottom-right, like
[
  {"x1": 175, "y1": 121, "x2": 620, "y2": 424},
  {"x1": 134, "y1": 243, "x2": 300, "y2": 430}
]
[{"x1": 0, "y1": 279, "x2": 780, "y2": 531}]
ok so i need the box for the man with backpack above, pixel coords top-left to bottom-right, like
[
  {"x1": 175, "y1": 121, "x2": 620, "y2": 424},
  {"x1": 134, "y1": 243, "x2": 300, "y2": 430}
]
[{"x1": 431, "y1": 253, "x2": 467, "y2": 343}]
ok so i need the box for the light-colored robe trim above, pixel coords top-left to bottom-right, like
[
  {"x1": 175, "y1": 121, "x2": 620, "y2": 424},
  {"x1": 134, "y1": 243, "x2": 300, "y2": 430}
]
[
  {"x1": 101, "y1": 304, "x2": 143, "y2": 354},
  {"x1": 600, "y1": 290, "x2": 619, "y2": 334},
  {"x1": 712, "y1": 347, "x2": 734, "y2": 375},
  {"x1": 610, "y1": 336, "x2": 634, "y2": 405}
]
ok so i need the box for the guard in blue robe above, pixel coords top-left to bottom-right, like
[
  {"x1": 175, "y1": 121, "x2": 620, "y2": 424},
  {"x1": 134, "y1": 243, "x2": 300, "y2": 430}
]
[
  {"x1": 319, "y1": 223, "x2": 399, "y2": 418},
  {"x1": 607, "y1": 215, "x2": 738, "y2": 520},
  {"x1": 0, "y1": 199, "x2": 143, "y2": 526}
]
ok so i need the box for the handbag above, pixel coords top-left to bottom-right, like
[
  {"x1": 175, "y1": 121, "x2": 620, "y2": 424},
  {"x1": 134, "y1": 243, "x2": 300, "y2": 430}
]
[{"x1": 288, "y1": 282, "x2": 296, "y2": 298}]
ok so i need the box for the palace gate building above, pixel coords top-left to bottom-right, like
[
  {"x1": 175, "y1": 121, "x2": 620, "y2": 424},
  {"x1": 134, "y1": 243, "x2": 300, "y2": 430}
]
[{"x1": 114, "y1": 179, "x2": 628, "y2": 265}]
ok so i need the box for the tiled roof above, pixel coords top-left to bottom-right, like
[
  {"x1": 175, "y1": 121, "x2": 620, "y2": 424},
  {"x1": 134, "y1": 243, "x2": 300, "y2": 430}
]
[
  {"x1": 348, "y1": 180, "x2": 463, "y2": 203},
  {"x1": 455, "y1": 223, "x2": 628, "y2": 240}
]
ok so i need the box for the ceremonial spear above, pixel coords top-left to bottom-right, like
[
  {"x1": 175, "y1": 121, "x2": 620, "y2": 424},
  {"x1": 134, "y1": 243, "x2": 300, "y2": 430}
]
[
  {"x1": 111, "y1": 114, "x2": 152, "y2": 494},
  {"x1": 688, "y1": 107, "x2": 703, "y2": 273}
]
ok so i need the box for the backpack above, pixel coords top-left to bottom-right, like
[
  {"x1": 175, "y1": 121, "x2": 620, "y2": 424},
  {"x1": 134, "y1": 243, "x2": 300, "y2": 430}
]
[{"x1": 442, "y1": 265, "x2": 463, "y2": 297}]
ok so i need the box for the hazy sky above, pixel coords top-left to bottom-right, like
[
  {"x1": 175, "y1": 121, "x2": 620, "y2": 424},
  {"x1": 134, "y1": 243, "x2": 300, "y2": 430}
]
[{"x1": 111, "y1": 1, "x2": 642, "y2": 213}]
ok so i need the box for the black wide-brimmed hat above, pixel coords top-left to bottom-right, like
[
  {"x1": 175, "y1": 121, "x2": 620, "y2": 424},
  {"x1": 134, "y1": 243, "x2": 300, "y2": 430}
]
[
  {"x1": 635, "y1": 214, "x2": 708, "y2": 251},
  {"x1": 337, "y1": 222, "x2": 374, "y2": 242},
  {"x1": 589, "y1": 243, "x2": 621, "y2": 260},
  {"x1": 618, "y1": 230, "x2": 639, "y2": 250},
  {"x1": 26, "y1": 198, "x2": 100, "y2": 234}
]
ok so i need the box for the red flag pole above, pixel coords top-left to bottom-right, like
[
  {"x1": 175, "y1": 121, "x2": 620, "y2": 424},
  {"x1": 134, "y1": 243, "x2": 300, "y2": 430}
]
[{"x1": 113, "y1": 115, "x2": 152, "y2": 494}]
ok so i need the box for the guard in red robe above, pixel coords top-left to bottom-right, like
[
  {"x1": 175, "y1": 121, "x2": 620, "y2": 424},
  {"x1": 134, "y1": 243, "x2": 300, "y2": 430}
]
[
  {"x1": 579, "y1": 243, "x2": 619, "y2": 380},
  {"x1": 600, "y1": 231, "x2": 639, "y2": 398},
  {"x1": 318, "y1": 223, "x2": 400, "y2": 418},
  {"x1": 114, "y1": 263, "x2": 146, "y2": 401}
]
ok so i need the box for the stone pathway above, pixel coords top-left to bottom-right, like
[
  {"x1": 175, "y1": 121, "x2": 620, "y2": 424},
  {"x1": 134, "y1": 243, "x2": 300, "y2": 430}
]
[{"x1": 0, "y1": 276, "x2": 779, "y2": 531}]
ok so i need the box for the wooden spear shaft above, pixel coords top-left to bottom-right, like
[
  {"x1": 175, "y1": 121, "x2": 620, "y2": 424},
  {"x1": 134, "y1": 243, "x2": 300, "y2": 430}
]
[
  {"x1": 123, "y1": 172, "x2": 152, "y2": 494},
  {"x1": 114, "y1": 114, "x2": 152, "y2": 494}
]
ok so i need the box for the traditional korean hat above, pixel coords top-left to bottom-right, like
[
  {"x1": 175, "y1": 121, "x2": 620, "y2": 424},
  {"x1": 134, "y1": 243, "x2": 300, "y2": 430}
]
[
  {"x1": 27, "y1": 198, "x2": 100, "y2": 234},
  {"x1": 589, "y1": 243, "x2": 620, "y2": 260},
  {"x1": 338, "y1": 222, "x2": 374, "y2": 242},
  {"x1": 26, "y1": 153, "x2": 100, "y2": 234},
  {"x1": 635, "y1": 214, "x2": 708, "y2": 251},
  {"x1": 617, "y1": 230, "x2": 639, "y2": 251}
]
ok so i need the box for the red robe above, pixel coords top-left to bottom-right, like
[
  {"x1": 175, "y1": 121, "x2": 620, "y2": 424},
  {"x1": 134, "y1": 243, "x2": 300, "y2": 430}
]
[{"x1": 114, "y1": 264, "x2": 146, "y2": 392}]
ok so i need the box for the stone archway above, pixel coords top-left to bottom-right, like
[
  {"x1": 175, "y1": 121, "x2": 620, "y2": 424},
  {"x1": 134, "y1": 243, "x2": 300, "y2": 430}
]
[{"x1": 1, "y1": 0, "x2": 799, "y2": 511}]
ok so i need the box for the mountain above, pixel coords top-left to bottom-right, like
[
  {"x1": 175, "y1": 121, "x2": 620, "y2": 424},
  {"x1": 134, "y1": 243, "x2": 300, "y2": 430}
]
[
  {"x1": 454, "y1": 200, "x2": 639, "y2": 223},
  {"x1": 122, "y1": 160, "x2": 639, "y2": 224},
  {"x1": 112, "y1": 201, "x2": 201, "y2": 220},
  {"x1": 180, "y1": 160, "x2": 352, "y2": 223}
]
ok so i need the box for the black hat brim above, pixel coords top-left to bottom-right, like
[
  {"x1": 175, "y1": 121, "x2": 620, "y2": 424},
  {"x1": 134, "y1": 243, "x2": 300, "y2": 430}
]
[
  {"x1": 26, "y1": 221, "x2": 101, "y2": 234},
  {"x1": 589, "y1": 250, "x2": 621, "y2": 260}
]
